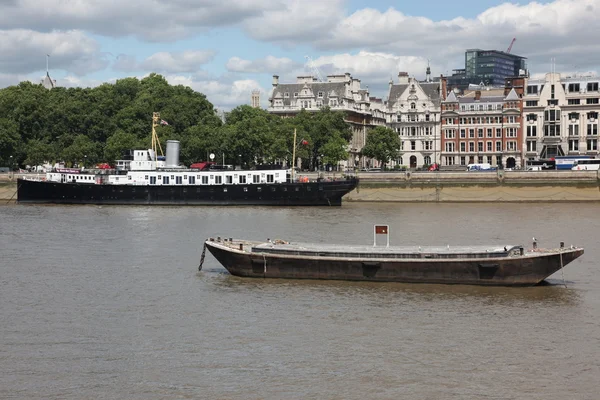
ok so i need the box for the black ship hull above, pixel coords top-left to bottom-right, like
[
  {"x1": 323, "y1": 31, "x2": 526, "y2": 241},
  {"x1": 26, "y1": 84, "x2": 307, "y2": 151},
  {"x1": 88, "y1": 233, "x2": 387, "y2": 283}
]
[
  {"x1": 205, "y1": 239, "x2": 584, "y2": 286},
  {"x1": 16, "y1": 178, "x2": 358, "y2": 206}
]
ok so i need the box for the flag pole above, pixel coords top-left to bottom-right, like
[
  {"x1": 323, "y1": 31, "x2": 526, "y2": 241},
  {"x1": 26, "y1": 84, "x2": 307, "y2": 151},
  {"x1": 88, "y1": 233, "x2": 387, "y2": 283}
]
[{"x1": 292, "y1": 128, "x2": 297, "y2": 182}]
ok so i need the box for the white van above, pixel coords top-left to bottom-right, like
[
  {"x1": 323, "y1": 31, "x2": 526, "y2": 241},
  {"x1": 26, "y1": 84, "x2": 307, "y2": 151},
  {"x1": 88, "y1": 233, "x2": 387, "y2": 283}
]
[{"x1": 467, "y1": 163, "x2": 493, "y2": 171}]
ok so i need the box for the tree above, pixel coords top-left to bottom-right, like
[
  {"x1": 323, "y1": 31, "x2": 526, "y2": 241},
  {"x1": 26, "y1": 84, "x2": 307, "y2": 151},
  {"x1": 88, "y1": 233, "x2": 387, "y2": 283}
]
[
  {"x1": 104, "y1": 131, "x2": 141, "y2": 163},
  {"x1": 61, "y1": 135, "x2": 100, "y2": 166},
  {"x1": 0, "y1": 118, "x2": 20, "y2": 166},
  {"x1": 320, "y1": 134, "x2": 349, "y2": 169},
  {"x1": 361, "y1": 126, "x2": 401, "y2": 169},
  {"x1": 24, "y1": 139, "x2": 53, "y2": 168}
]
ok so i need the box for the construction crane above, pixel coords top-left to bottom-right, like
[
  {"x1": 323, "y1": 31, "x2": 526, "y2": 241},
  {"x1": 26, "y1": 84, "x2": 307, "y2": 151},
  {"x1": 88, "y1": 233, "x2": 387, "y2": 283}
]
[
  {"x1": 506, "y1": 38, "x2": 516, "y2": 54},
  {"x1": 305, "y1": 56, "x2": 324, "y2": 82}
]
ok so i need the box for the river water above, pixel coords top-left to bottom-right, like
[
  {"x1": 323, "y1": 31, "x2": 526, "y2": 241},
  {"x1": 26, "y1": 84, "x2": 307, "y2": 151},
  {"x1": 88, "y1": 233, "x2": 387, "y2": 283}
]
[{"x1": 1, "y1": 203, "x2": 598, "y2": 399}]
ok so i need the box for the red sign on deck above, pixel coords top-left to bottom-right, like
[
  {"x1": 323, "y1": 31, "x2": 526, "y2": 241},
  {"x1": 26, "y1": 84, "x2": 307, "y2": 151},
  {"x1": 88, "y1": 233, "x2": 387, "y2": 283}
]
[
  {"x1": 375, "y1": 225, "x2": 388, "y2": 234},
  {"x1": 373, "y1": 224, "x2": 390, "y2": 247}
]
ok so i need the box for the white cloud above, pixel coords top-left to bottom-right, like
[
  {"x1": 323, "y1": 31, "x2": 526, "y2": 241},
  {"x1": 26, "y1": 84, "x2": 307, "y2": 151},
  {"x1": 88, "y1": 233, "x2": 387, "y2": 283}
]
[
  {"x1": 243, "y1": 0, "x2": 344, "y2": 44},
  {"x1": 0, "y1": 29, "x2": 106, "y2": 75},
  {"x1": 0, "y1": 0, "x2": 283, "y2": 41},
  {"x1": 311, "y1": 51, "x2": 430, "y2": 82},
  {"x1": 140, "y1": 50, "x2": 216, "y2": 73},
  {"x1": 226, "y1": 55, "x2": 300, "y2": 74},
  {"x1": 164, "y1": 75, "x2": 263, "y2": 110},
  {"x1": 314, "y1": 0, "x2": 600, "y2": 72}
]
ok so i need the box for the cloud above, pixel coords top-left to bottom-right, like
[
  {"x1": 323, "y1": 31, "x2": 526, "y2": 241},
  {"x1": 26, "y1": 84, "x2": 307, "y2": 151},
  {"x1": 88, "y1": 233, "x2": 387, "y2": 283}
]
[
  {"x1": 311, "y1": 51, "x2": 430, "y2": 82},
  {"x1": 164, "y1": 75, "x2": 263, "y2": 110},
  {"x1": 0, "y1": 29, "x2": 106, "y2": 75},
  {"x1": 243, "y1": 0, "x2": 344, "y2": 44},
  {"x1": 140, "y1": 50, "x2": 216, "y2": 73},
  {"x1": 226, "y1": 55, "x2": 300, "y2": 74},
  {"x1": 312, "y1": 0, "x2": 600, "y2": 72},
  {"x1": 0, "y1": 0, "x2": 283, "y2": 41}
]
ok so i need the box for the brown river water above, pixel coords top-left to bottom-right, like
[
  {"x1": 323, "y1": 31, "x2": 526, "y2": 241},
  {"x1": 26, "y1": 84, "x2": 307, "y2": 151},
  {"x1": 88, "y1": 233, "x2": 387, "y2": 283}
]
[{"x1": 0, "y1": 202, "x2": 599, "y2": 399}]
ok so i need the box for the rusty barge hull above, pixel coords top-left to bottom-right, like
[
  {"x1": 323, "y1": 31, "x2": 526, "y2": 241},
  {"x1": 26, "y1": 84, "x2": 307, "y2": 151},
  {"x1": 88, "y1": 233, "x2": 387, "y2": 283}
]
[{"x1": 204, "y1": 240, "x2": 584, "y2": 286}]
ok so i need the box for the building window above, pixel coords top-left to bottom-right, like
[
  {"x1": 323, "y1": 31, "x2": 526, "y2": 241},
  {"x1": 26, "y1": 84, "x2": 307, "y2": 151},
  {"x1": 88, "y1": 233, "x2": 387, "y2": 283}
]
[
  {"x1": 568, "y1": 112, "x2": 580, "y2": 120},
  {"x1": 527, "y1": 140, "x2": 537, "y2": 152},
  {"x1": 478, "y1": 129, "x2": 484, "y2": 138},
  {"x1": 411, "y1": 141, "x2": 416, "y2": 151},
  {"x1": 587, "y1": 98, "x2": 599, "y2": 105},
  {"x1": 293, "y1": 92, "x2": 298, "y2": 97},
  {"x1": 527, "y1": 126, "x2": 537, "y2": 137},
  {"x1": 444, "y1": 156, "x2": 455, "y2": 166},
  {"x1": 587, "y1": 139, "x2": 598, "y2": 151},
  {"x1": 568, "y1": 99, "x2": 580, "y2": 105},
  {"x1": 544, "y1": 125, "x2": 560, "y2": 136},
  {"x1": 587, "y1": 124, "x2": 598, "y2": 136},
  {"x1": 496, "y1": 141, "x2": 501, "y2": 152},
  {"x1": 424, "y1": 156, "x2": 431, "y2": 164},
  {"x1": 478, "y1": 142, "x2": 484, "y2": 152},
  {"x1": 486, "y1": 142, "x2": 492, "y2": 152},
  {"x1": 469, "y1": 142, "x2": 475, "y2": 152},
  {"x1": 527, "y1": 86, "x2": 538, "y2": 95},
  {"x1": 568, "y1": 83, "x2": 580, "y2": 93},
  {"x1": 569, "y1": 125, "x2": 579, "y2": 136},
  {"x1": 544, "y1": 109, "x2": 560, "y2": 122},
  {"x1": 425, "y1": 113, "x2": 430, "y2": 121},
  {"x1": 588, "y1": 112, "x2": 598, "y2": 120},
  {"x1": 460, "y1": 142, "x2": 466, "y2": 152},
  {"x1": 318, "y1": 91, "x2": 324, "y2": 98},
  {"x1": 469, "y1": 129, "x2": 475, "y2": 138},
  {"x1": 487, "y1": 128, "x2": 493, "y2": 138},
  {"x1": 284, "y1": 92, "x2": 289, "y2": 98},
  {"x1": 588, "y1": 82, "x2": 599, "y2": 92},
  {"x1": 569, "y1": 139, "x2": 579, "y2": 152},
  {"x1": 445, "y1": 142, "x2": 455, "y2": 152},
  {"x1": 496, "y1": 128, "x2": 502, "y2": 138},
  {"x1": 547, "y1": 99, "x2": 559, "y2": 106},
  {"x1": 525, "y1": 100, "x2": 538, "y2": 107}
]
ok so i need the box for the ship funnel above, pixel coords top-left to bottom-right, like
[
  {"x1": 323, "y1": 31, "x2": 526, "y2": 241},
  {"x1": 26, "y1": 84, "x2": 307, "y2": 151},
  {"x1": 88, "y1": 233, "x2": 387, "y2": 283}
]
[{"x1": 166, "y1": 140, "x2": 180, "y2": 168}]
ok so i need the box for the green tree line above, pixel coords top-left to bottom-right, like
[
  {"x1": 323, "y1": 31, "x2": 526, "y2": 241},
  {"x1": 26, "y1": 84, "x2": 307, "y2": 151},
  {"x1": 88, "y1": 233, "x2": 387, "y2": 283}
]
[{"x1": 0, "y1": 73, "x2": 359, "y2": 171}]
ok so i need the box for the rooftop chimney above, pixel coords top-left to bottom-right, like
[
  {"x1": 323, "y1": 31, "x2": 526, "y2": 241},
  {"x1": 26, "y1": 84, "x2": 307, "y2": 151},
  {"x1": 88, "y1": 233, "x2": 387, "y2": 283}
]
[
  {"x1": 475, "y1": 90, "x2": 481, "y2": 100},
  {"x1": 398, "y1": 72, "x2": 409, "y2": 84},
  {"x1": 272, "y1": 75, "x2": 279, "y2": 87}
]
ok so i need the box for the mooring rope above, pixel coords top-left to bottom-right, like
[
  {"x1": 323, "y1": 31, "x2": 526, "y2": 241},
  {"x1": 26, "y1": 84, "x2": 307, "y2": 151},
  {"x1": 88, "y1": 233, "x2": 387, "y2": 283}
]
[
  {"x1": 263, "y1": 254, "x2": 267, "y2": 277},
  {"x1": 6, "y1": 183, "x2": 20, "y2": 204},
  {"x1": 198, "y1": 242, "x2": 207, "y2": 271}
]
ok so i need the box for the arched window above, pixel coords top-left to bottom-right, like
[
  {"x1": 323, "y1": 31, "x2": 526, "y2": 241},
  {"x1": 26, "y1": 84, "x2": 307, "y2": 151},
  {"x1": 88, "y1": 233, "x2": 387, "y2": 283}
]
[{"x1": 410, "y1": 102, "x2": 416, "y2": 109}]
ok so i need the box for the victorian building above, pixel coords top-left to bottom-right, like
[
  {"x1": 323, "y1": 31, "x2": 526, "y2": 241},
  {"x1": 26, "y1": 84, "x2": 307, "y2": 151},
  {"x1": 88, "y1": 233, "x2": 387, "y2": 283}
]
[
  {"x1": 268, "y1": 73, "x2": 379, "y2": 168},
  {"x1": 386, "y1": 69, "x2": 442, "y2": 168},
  {"x1": 440, "y1": 85, "x2": 523, "y2": 169},
  {"x1": 522, "y1": 72, "x2": 600, "y2": 160}
]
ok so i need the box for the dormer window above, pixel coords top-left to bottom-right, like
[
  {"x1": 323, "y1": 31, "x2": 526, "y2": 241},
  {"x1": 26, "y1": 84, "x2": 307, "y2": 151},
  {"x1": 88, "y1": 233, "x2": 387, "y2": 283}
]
[
  {"x1": 284, "y1": 92, "x2": 289, "y2": 98},
  {"x1": 294, "y1": 92, "x2": 298, "y2": 98},
  {"x1": 318, "y1": 91, "x2": 324, "y2": 98},
  {"x1": 410, "y1": 102, "x2": 416, "y2": 109}
]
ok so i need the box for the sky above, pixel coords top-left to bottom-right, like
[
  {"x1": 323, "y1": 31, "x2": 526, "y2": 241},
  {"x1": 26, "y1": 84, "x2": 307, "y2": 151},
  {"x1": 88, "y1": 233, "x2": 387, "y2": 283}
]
[{"x1": 1, "y1": 0, "x2": 598, "y2": 110}]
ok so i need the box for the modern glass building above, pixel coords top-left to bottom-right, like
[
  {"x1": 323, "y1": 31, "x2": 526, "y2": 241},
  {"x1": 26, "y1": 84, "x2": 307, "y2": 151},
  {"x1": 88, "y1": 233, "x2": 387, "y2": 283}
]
[{"x1": 448, "y1": 49, "x2": 527, "y2": 90}]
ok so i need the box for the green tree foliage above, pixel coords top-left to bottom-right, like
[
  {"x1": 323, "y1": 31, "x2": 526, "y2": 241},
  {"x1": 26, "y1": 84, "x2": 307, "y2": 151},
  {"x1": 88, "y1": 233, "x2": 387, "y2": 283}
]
[
  {"x1": 0, "y1": 73, "x2": 354, "y2": 171},
  {"x1": 361, "y1": 126, "x2": 401, "y2": 169}
]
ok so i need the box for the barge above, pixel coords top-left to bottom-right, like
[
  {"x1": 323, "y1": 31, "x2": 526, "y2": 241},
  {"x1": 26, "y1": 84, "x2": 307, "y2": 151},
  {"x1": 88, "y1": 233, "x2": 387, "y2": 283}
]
[{"x1": 202, "y1": 227, "x2": 584, "y2": 286}]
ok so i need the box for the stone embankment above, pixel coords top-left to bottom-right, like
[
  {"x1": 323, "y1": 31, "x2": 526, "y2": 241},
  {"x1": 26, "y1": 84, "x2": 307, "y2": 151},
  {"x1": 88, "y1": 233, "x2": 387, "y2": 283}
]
[
  {"x1": 344, "y1": 170, "x2": 600, "y2": 202},
  {"x1": 3, "y1": 171, "x2": 600, "y2": 203}
]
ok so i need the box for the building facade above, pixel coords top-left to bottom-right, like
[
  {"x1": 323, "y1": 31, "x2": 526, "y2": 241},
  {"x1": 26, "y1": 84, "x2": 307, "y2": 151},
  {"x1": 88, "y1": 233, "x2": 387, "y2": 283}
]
[
  {"x1": 386, "y1": 71, "x2": 442, "y2": 168},
  {"x1": 523, "y1": 72, "x2": 600, "y2": 160},
  {"x1": 440, "y1": 86, "x2": 523, "y2": 169},
  {"x1": 268, "y1": 73, "x2": 378, "y2": 169}
]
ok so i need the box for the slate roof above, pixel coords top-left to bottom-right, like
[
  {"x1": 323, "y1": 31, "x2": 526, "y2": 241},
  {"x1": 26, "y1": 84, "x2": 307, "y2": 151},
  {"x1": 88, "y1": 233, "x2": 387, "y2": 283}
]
[{"x1": 270, "y1": 82, "x2": 348, "y2": 107}]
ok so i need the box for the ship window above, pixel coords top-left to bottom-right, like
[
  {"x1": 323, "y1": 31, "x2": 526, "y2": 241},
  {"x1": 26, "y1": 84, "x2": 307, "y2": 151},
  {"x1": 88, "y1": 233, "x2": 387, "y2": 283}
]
[
  {"x1": 253, "y1": 175, "x2": 260, "y2": 183},
  {"x1": 295, "y1": 187, "x2": 299, "y2": 191},
  {"x1": 128, "y1": 176, "x2": 132, "y2": 180},
  {"x1": 163, "y1": 177, "x2": 169, "y2": 184},
  {"x1": 197, "y1": 175, "x2": 201, "y2": 180},
  {"x1": 176, "y1": 176, "x2": 183, "y2": 184},
  {"x1": 257, "y1": 187, "x2": 262, "y2": 192},
  {"x1": 202, "y1": 176, "x2": 208, "y2": 184},
  {"x1": 266, "y1": 174, "x2": 274, "y2": 183},
  {"x1": 215, "y1": 176, "x2": 222, "y2": 184},
  {"x1": 189, "y1": 176, "x2": 195, "y2": 184},
  {"x1": 171, "y1": 175, "x2": 174, "y2": 180},
  {"x1": 271, "y1": 187, "x2": 276, "y2": 192},
  {"x1": 145, "y1": 175, "x2": 148, "y2": 180},
  {"x1": 225, "y1": 175, "x2": 233, "y2": 184},
  {"x1": 239, "y1": 175, "x2": 246, "y2": 184},
  {"x1": 223, "y1": 188, "x2": 227, "y2": 192},
  {"x1": 158, "y1": 175, "x2": 162, "y2": 179},
  {"x1": 183, "y1": 175, "x2": 187, "y2": 179},
  {"x1": 243, "y1": 187, "x2": 248, "y2": 192}
]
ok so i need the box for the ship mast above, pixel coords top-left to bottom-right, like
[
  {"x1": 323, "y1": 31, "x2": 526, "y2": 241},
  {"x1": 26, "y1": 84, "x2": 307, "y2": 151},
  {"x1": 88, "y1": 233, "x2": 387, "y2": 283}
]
[
  {"x1": 291, "y1": 128, "x2": 297, "y2": 182},
  {"x1": 151, "y1": 112, "x2": 164, "y2": 161}
]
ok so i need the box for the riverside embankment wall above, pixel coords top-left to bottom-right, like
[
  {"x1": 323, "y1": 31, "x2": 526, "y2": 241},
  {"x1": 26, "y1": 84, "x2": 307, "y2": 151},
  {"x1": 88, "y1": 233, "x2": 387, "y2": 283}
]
[
  {"x1": 3, "y1": 171, "x2": 600, "y2": 203},
  {"x1": 346, "y1": 170, "x2": 600, "y2": 202}
]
